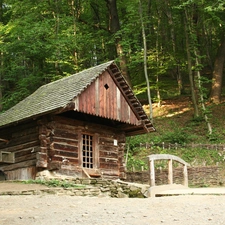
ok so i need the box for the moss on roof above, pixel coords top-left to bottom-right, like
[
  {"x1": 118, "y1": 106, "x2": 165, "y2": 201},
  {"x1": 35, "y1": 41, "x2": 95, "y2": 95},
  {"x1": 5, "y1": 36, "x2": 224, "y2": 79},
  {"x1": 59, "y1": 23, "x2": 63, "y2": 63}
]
[{"x1": 0, "y1": 61, "x2": 114, "y2": 128}]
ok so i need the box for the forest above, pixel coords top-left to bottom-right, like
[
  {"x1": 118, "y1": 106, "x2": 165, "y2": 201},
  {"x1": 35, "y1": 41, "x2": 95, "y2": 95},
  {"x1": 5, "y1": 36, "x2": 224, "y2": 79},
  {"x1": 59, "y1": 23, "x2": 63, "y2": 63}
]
[{"x1": 0, "y1": 0, "x2": 225, "y2": 141}]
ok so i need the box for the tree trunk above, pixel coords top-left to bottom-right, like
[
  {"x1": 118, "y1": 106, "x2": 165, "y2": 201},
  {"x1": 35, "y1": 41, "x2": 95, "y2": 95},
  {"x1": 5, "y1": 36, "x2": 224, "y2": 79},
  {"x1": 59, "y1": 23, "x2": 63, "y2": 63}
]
[
  {"x1": 71, "y1": 0, "x2": 78, "y2": 66},
  {"x1": 184, "y1": 9, "x2": 199, "y2": 118},
  {"x1": 194, "y1": 49, "x2": 212, "y2": 135},
  {"x1": 139, "y1": 0, "x2": 153, "y2": 122},
  {"x1": 210, "y1": 36, "x2": 225, "y2": 104},
  {"x1": 156, "y1": 17, "x2": 161, "y2": 107},
  {"x1": 0, "y1": 51, "x2": 3, "y2": 112},
  {"x1": 0, "y1": 0, "x2": 3, "y2": 111},
  {"x1": 106, "y1": 0, "x2": 132, "y2": 86},
  {"x1": 164, "y1": 0, "x2": 183, "y2": 95}
]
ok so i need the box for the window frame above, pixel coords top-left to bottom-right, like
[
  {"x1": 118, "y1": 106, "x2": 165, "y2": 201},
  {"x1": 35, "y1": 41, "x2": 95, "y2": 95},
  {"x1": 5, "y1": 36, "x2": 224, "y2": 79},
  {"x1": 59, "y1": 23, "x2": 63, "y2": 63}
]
[
  {"x1": 78, "y1": 131, "x2": 99, "y2": 172},
  {"x1": 82, "y1": 133, "x2": 94, "y2": 169}
]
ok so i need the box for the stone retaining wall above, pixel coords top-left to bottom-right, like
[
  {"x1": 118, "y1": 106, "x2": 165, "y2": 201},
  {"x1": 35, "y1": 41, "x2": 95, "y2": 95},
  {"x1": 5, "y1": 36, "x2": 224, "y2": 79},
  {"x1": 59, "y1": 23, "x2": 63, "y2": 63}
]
[
  {"x1": 1, "y1": 166, "x2": 223, "y2": 198},
  {"x1": 126, "y1": 166, "x2": 225, "y2": 187},
  {"x1": 0, "y1": 178, "x2": 149, "y2": 198}
]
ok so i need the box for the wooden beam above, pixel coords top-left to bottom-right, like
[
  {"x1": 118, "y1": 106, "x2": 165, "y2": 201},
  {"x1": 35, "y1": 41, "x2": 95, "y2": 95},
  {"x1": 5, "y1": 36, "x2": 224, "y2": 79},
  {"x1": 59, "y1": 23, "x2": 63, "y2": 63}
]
[
  {"x1": 149, "y1": 159, "x2": 155, "y2": 186},
  {"x1": 168, "y1": 159, "x2": 173, "y2": 185},
  {"x1": 0, "y1": 159, "x2": 36, "y2": 171},
  {"x1": 82, "y1": 168, "x2": 91, "y2": 178},
  {"x1": 0, "y1": 138, "x2": 9, "y2": 144},
  {"x1": 183, "y1": 164, "x2": 188, "y2": 187}
]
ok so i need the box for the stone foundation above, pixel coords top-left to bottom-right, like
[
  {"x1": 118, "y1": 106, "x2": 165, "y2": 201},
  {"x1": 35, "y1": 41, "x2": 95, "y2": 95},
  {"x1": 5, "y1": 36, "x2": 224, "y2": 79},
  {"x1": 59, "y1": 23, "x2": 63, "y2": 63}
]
[
  {"x1": 32, "y1": 170, "x2": 149, "y2": 198},
  {"x1": 0, "y1": 178, "x2": 149, "y2": 198}
]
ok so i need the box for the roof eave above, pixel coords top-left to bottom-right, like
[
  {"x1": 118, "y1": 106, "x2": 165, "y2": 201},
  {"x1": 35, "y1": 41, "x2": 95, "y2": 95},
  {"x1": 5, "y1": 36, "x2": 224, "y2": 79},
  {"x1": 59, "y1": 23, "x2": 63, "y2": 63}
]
[
  {"x1": 0, "y1": 108, "x2": 62, "y2": 130},
  {"x1": 106, "y1": 62, "x2": 156, "y2": 133}
]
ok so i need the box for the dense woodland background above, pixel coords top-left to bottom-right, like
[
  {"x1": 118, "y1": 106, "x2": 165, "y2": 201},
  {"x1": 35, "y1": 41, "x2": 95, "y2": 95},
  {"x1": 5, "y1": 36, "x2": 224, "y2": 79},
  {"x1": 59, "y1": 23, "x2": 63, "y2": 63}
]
[{"x1": 0, "y1": 1, "x2": 225, "y2": 146}]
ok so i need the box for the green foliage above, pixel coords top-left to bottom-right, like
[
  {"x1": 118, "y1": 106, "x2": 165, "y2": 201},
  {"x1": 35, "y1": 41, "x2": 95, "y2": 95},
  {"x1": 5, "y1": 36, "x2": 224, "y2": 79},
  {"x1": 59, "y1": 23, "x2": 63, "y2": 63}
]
[
  {"x1": 156, "y1": 122, "x2": 194, "y2": 144},
  {"x1": 0, "y1": 0, "x2": 224, "y2": 114},
  {"x1": 0, "y1": 0, "x2": 114, "y2": 111},
  {"x1": 126, "y1": 110, "x2": 225, "y2": 171},
  {"x1": 126, "y1": 144, "x2": 225, "y2": 171},
  {"x1": 160, "y1": 128, "x2": 189, "y2": 145},
  {"x1": 128, "y1": 189, "x2": 145, "y2": 198},
  {"x1": 207, "y1": 129, "x2": 225, "y2": 143},
  {"x1": 22, "y1": 179, "x2": 85, "y2": 188},
  {"x1": 126, "y1": 153, "x2": 148, "y2": 171},
  {"x1": 127, "y1": 135, "x2": 153, "y2": 154}
]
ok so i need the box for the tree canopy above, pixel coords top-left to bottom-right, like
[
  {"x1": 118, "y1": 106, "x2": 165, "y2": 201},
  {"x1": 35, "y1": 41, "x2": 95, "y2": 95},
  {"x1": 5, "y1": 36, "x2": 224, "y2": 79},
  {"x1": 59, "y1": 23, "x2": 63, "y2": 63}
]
[{"x1": 0, "y1": 0, "x2": 225, "y2": 123}]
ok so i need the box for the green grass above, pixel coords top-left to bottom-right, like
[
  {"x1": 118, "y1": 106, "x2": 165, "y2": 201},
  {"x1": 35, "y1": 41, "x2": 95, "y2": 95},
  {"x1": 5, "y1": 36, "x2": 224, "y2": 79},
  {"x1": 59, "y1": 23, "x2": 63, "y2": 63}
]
[
  {"x1": 22, "y1": 179, "x2": 86, "y2": 188},
  {"x1": 126, "y1": 96, "x2": 225, "y2": 171}
]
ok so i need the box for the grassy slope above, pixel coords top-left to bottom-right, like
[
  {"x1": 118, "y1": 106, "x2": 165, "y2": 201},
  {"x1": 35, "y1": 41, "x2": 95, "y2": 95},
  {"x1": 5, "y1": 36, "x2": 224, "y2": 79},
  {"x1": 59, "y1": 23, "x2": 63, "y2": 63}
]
[
  {"x1": 145, "y1": 96, "x2": 225, "y2": 144},
  {"x1": 127, "y1": 96, "x2": 225, "y2": 170}
]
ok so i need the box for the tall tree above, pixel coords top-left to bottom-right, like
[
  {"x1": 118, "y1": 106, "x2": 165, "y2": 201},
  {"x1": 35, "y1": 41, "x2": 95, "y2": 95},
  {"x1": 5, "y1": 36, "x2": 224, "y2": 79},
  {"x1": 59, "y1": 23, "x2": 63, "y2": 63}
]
[
  {"x1": 139, "y1": 0, "x2": 153, "y2": 122},
  {"x1": 0, "y1": 0, "x2": 3, "y2": 111},
  {"x1": 106, "y1": 0, "x2": 131, "y2": 86},
  {"x1": 1, "y1": 0, "x2": 225, "y2": 118},
  {"x1": 184, "y1": 6, "x2": 199, "y2": 118},
  {"x1": 210, "y1": 36, "x2": 225, "y2": 104}
]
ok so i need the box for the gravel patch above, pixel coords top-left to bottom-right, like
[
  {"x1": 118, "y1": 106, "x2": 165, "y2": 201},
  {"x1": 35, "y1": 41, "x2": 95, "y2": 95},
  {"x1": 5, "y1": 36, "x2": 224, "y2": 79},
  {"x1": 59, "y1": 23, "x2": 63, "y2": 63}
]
[{"x1": 1, "y1": 195, "x2": 225, "y2": 225}]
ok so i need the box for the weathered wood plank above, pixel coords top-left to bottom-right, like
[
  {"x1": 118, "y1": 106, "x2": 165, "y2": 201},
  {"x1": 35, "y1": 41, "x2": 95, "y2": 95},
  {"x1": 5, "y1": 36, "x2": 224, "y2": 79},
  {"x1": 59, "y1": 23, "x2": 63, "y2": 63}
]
[
  {"x1": 99, "y1": 157, "x2": 118, "y2": 163},
  {"x1": 15, "y1": 153, "x2": 36, "y2": 163},
  {"x1": 168, "y1": 159, "x2": 173, "y2": 185},
  {"x1": 112, "y1": 77, "x2": 116, "y2": 119},
  {"x1": 54, "y1": 122, "x2": 77, "y2": 131},
  {"x1": 147, "y1": 154, "x2": 190, "y2": 166},
  {"x1": 51, "y1": 156, "x2": 79, "y2": 163},
  {"x1": 0, "y1": 159, "x2": 36, "y2": 171},
  {"x1": 116, "y1": 87, "x2": 121, "y2": 120},
  {"x1": 12, "y1": 126, "x2": 38, "y2": 138},
  {"x1": 95, "y1": 78, "x2": 100, "y2": 115},
  {"x1": 54, "y1": 150, "x2": 78, "y2": 158},
  {"x1": 99, "y1": 151, "x2": 118, "y2": 158},
  {"x1": 99, "y1": 162, "x2": 118, "y2": 169},
  {"x1": 53, "y1": 137, "x2": 78, "y2": 146},
  {"x1": 99, "y1": 145, "x2": 118, "y2": 151},
  {"x1": 6, "y1": 133, "x2": 39, "y2": 147},
  {"x1": 99, "y1": 137, "x2": 116, "y2": 145},
  {"x1": 150, "y1": 159, "x2": 155, "y2": 186},
  {"x1": 6, "y1": 166, "x2": 36, "y2": 180},
  {"x1": 53, "y1": 130, "x2": 78, "y2": 140},
  {"x1": 36, "y1": 152, "x2": 48, "y2": 168},
  {"x1": 15, "y1": 147, "x2": 39, "y2": 158},
  {"x1": 54, "y1": 143, "x2": 78, "y2": 152},
  {"x1": 99, "y1": 73, "x2": 104, "y2": 116},
  {"x1": 0, "y1": 141, "x2": 39, "y2": 152}
]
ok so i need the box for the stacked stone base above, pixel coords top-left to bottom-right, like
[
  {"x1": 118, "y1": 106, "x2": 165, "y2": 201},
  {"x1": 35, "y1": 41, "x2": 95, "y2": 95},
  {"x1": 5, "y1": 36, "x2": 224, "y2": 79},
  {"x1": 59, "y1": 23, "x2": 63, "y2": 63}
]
[{"x1": 0, "y1": 177, "x2": 149, "y2": 198}]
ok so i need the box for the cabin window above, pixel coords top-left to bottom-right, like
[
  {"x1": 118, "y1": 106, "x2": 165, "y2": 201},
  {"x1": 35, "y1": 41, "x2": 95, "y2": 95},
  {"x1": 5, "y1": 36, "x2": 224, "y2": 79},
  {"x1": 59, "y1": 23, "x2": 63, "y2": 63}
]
[
  {"x1": 0, "y1": 151, "x2": 15, "y2": 163},
  {"x1": 82, "y1": 134, "x2": 93, "y2": 168},
  {"x1": 104, "y1": 83, "x2": 109, "y2": 90}
]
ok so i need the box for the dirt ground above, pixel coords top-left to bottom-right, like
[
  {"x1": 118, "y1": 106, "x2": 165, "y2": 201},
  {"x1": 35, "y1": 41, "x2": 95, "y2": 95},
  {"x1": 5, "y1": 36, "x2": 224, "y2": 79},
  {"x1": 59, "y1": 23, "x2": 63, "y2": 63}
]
[{"x1": 1, "y1": 194, "x2": 225, "y2": 225}]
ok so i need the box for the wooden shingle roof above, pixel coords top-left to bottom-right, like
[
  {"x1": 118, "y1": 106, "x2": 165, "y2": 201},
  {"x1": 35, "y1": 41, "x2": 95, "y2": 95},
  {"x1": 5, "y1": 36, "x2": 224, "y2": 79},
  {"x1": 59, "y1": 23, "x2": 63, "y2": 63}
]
[{"x1": 0, "y1": 61, "x2": 155, "y2": 134}]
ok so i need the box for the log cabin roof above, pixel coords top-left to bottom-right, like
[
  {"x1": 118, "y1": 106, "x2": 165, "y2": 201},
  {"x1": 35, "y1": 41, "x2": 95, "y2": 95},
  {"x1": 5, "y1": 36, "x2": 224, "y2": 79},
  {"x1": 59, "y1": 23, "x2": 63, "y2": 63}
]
[{"x1": 0, "y1": 61, "x2": 155, "y2": 135}]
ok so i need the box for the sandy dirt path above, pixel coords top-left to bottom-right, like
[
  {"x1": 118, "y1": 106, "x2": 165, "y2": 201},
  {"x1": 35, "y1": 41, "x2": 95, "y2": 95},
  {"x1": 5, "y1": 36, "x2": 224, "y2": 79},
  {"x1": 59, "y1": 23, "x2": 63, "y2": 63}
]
[{"x1": 0, "y1": 195, "x2": 225, "y2": 225}]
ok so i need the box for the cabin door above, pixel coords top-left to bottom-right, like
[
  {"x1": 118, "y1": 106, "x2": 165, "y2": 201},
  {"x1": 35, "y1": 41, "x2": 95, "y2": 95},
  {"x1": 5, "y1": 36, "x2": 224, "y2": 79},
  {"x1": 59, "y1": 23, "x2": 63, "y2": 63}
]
[{"x1": 81, "y1": 134, "x2": 100, "y2": 177}]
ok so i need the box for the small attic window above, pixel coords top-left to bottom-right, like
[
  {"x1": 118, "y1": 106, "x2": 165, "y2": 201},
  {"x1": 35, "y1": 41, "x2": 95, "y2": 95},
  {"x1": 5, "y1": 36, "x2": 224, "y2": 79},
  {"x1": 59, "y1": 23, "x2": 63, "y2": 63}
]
[{"x1": 104, "y1": 83, "x2": 109, "y2": 90}]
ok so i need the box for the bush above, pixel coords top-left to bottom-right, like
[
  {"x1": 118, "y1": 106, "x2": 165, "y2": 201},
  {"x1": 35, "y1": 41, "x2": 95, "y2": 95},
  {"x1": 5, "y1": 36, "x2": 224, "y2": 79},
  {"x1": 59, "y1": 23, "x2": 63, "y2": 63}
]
[
  {"x1": 161, "y1": 129, "x2": 188, "y2": 144},
  {"x1": 126, "y1": 153, "x2": 148, "y2": 171}
]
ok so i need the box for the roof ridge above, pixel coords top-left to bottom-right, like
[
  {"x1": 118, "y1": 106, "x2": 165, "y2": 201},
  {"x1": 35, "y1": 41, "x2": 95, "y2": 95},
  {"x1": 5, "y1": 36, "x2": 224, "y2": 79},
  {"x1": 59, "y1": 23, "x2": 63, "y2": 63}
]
[
  {"x1": 39, "y1": 60, "x2": 114, "y2": 89},
  {"x1": 0, "y1": 61, "x2": 115, "y2": 128}
]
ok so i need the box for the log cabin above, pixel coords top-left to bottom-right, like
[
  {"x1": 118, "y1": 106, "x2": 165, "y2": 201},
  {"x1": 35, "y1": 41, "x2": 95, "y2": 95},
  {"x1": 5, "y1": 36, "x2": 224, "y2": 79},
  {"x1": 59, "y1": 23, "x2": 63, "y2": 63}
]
[{"x1": 0, "y1": 61, "x2": 155, "y2": 180}]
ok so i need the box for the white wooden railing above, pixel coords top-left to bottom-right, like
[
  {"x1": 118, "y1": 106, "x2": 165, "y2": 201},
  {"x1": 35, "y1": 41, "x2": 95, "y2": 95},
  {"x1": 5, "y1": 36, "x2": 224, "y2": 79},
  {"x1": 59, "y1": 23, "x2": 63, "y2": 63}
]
[{"x1": 147, "y1": 154, "x2": 190, "y2": 187}]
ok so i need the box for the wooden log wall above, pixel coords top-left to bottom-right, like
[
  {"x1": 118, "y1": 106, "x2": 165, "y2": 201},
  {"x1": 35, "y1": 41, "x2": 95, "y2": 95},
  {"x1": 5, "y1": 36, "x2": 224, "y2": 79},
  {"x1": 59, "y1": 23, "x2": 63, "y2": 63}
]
[
  {"x1": 0, "y1": 121, "x2": 39, "y2": 180},
  {"x1": 40, "y1": 115, "x2": 126, "y2": 179}
]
